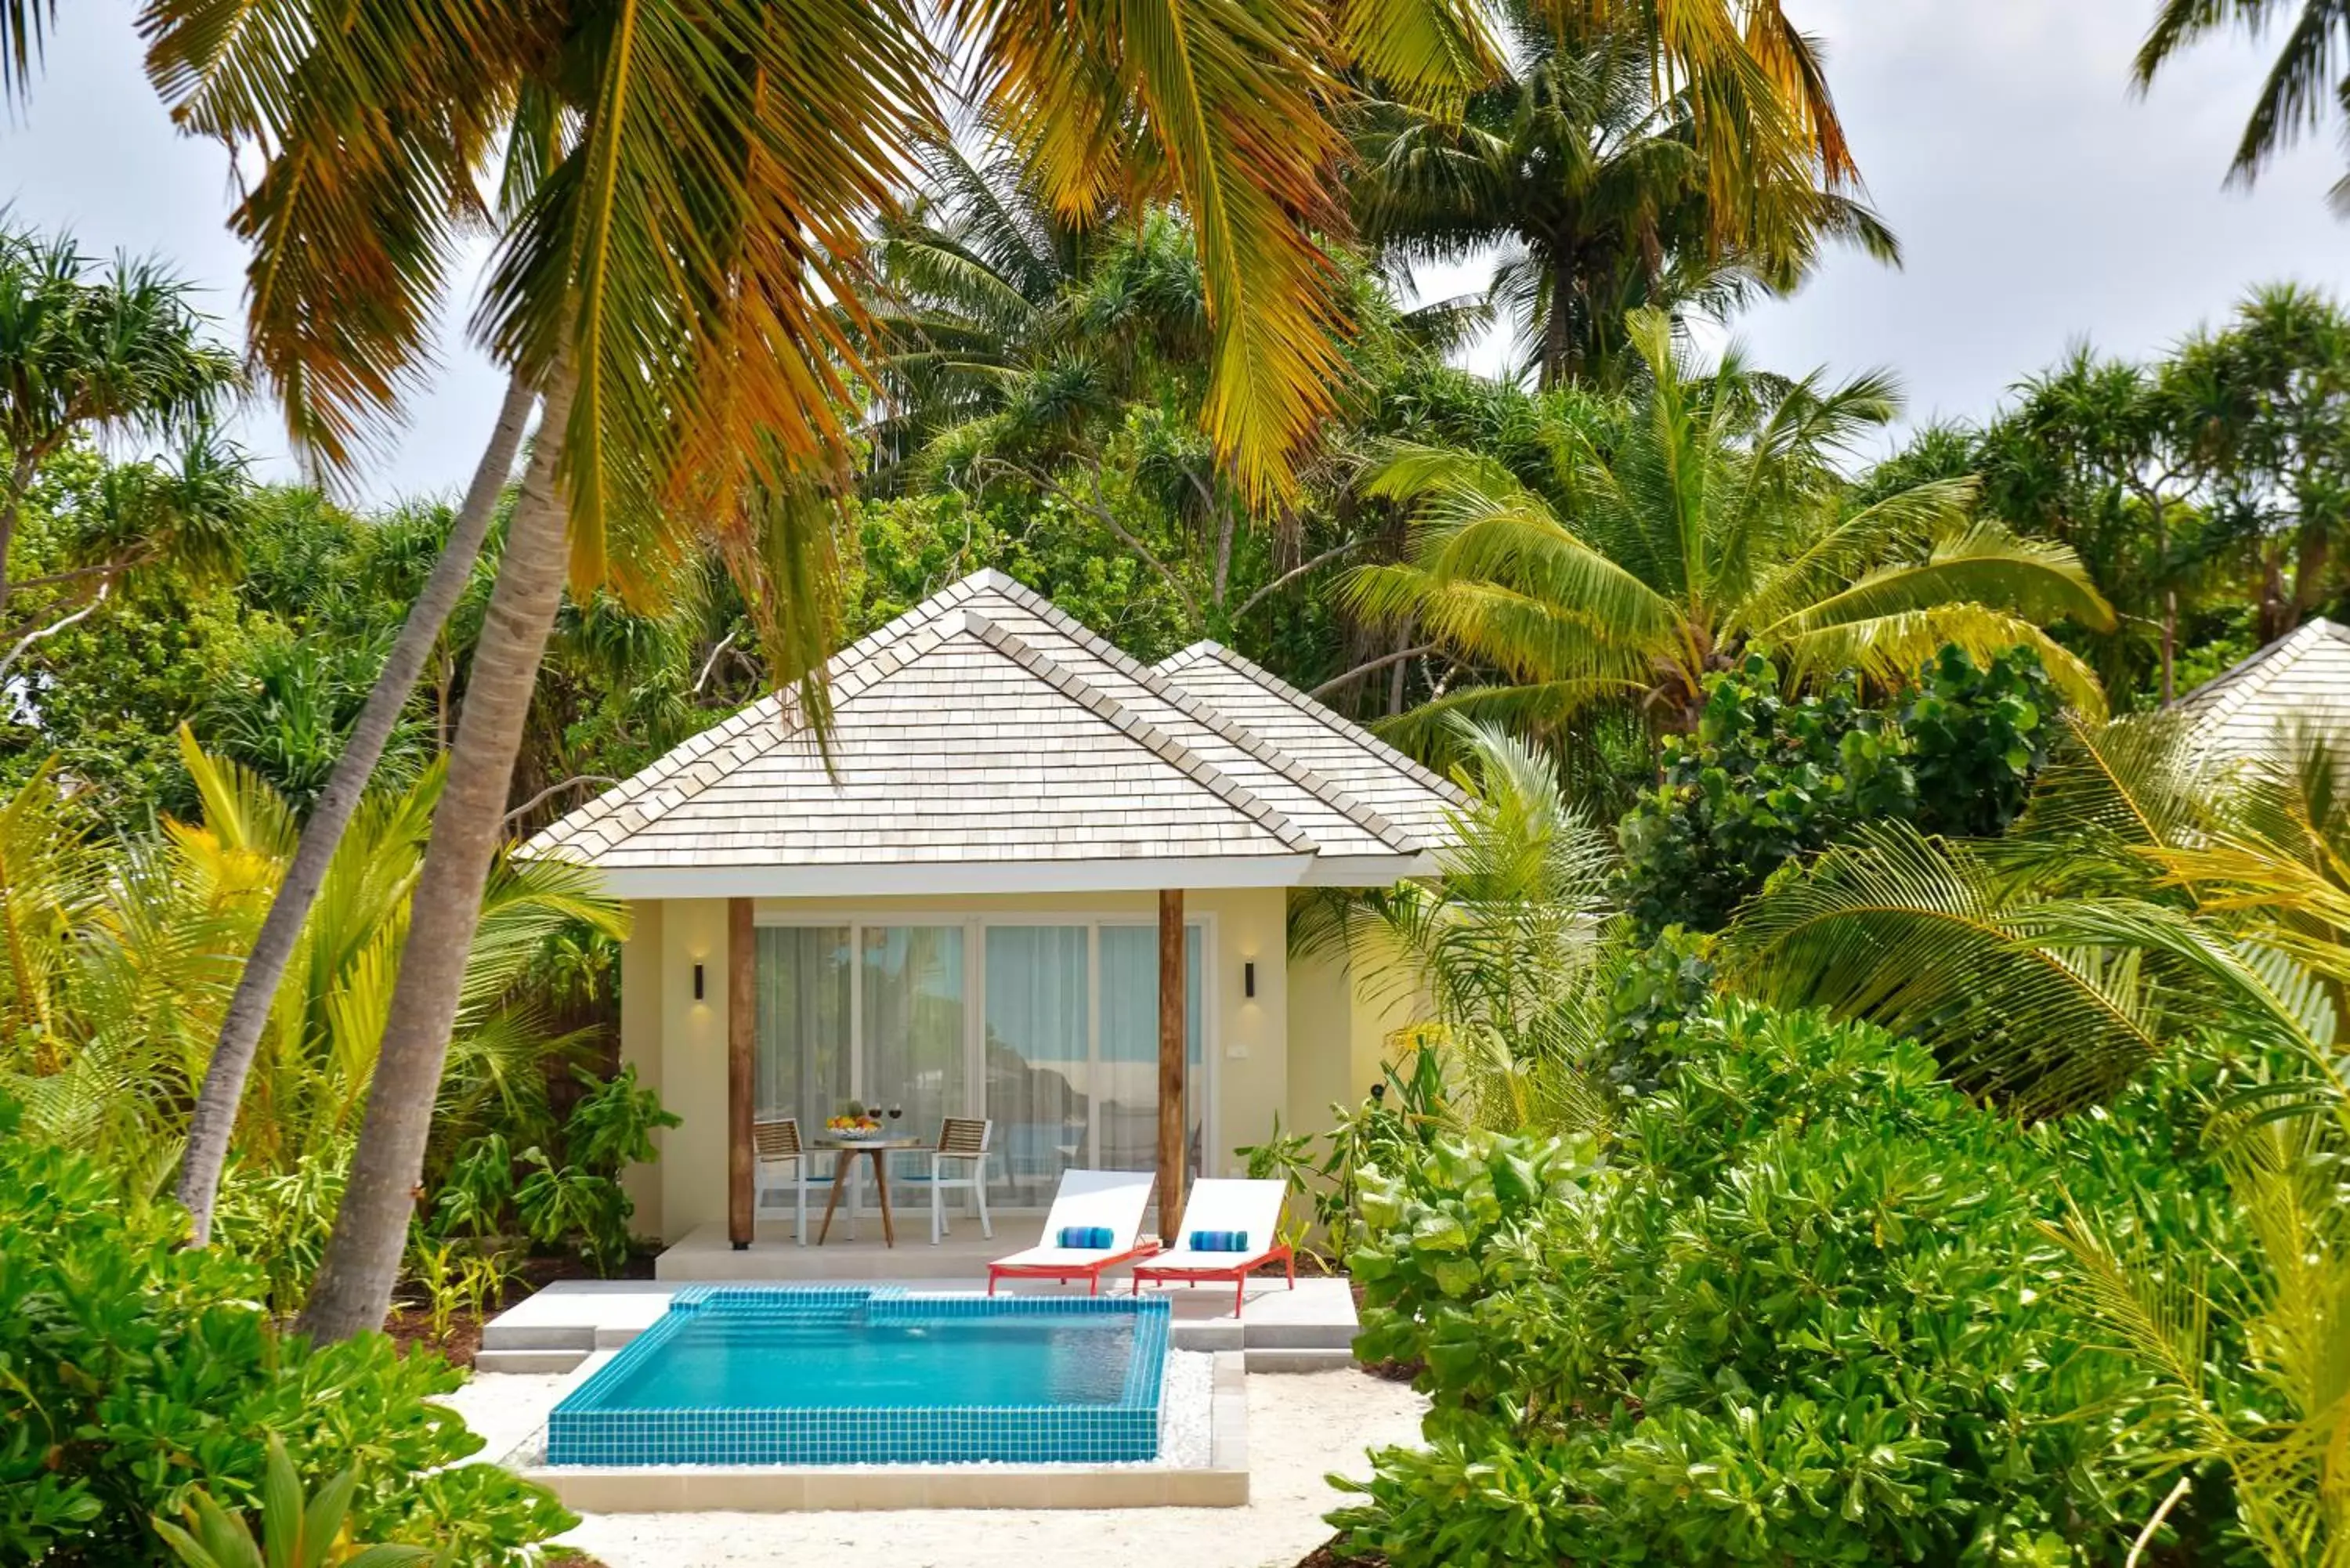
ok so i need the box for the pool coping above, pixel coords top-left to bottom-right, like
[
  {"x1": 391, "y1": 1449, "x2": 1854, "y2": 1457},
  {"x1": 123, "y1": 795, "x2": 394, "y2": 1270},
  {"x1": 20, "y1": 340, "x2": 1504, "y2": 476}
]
[{"x1": 519, "y1": 1350, "x2": 1249, "y2": 1511}]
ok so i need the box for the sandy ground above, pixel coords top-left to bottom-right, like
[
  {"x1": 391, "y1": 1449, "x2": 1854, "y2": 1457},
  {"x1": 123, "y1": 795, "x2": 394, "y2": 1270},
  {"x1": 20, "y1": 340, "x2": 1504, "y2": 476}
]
[{"x1": 443, "y1": 1367, "x2": 1425, "y2": 1568}]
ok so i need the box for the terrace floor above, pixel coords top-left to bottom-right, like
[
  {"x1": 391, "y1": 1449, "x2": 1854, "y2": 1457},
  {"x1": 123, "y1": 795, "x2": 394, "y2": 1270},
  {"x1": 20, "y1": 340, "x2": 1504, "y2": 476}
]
[{"x1": 479, "y1": 1223, "x2": 1358, "y2": 1375}]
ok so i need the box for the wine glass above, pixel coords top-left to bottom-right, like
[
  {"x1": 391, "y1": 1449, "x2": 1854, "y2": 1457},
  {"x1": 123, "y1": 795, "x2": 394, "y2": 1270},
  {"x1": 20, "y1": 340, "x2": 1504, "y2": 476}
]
[{"x1": 888, "y1": 1104, "x2": 904, "y2": 1127}]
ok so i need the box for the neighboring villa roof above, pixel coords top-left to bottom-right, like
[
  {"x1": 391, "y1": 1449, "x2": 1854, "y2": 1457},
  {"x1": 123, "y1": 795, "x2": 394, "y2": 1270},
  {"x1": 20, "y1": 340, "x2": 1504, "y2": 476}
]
[
  {"x1": 2176, "y1": 616, "x2": 2350, "y2": 765},
  {"x1": 520, "y1": 570, "x2": 1463, "y2": 896}
]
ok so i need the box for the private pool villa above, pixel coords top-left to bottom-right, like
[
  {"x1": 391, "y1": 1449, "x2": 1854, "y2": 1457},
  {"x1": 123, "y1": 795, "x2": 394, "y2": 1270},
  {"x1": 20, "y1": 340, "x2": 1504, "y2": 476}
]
[{"x1": 472, "y1": 569, "x2": 1463, "y2": 1512}]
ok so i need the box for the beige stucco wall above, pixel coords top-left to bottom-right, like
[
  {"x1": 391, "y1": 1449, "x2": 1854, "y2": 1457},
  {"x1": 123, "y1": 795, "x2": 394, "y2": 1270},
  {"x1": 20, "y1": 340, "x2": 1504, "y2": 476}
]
[
  {"x1": 1285, "y1": 936, "x2": 1424, "y2": 1129},
  {"x1": 616, "y1": 886, "x2": 1356, "y2": 1244},
  {"x1": 638, "y1": 898, "x2": 733, "y2": 1244}
]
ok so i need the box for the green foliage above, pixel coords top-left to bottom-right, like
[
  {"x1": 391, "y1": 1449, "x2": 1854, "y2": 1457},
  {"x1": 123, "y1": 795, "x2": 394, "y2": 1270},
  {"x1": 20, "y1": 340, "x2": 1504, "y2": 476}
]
[
  {"x1": 1591, "y1": 925, "x2": 1716, "y2": 1097},
  {"x1": 1236, "y1": 1036, "x2": 1470, "y2": 1267},
  {"x1": 429, "y1": 1133, "x2": 515, "y2": 1243},
  {"x1": 1617, "y1": 656, "x2": 1913, "y2": 934},
  {"x1": 0, "y1": 1100, "x2": 574, "y2": 1566},
  {"x1": 565, "y1": 1062, "x2": 681, "y2": 1172},
  {"x1": 151, "y1": 1434, "x2": 436, "y2": 1568},
  {"x1": 1901, "y1": 644, "x2": 2055, "y2": 836},
  {"x1": 1617, "y1": 648, "x2": 2055, "y2": 934},
  {"x1": 513, "y1": 1147, "x2": 629, "y2": 1275},
  {"x1": 463, "y1": 1067, "x2": 677, "y2": 1277},
  {"x1": 1334, "y1": 1000, "x2": 2242, "y2": 1567}
]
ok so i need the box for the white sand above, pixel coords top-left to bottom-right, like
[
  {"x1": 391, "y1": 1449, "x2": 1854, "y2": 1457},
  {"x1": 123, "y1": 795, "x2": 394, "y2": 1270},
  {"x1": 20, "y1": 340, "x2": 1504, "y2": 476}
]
[{"x1": 442, "y1": 1367, "x2": 1426, "y2": 1568}]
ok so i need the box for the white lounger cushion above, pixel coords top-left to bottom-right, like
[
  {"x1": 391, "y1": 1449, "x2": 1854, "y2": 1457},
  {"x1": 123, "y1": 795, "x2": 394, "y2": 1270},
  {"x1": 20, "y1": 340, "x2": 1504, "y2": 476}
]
[
  {"x1": 992, "y1": 1169, "x2": 1155, "y2": 1268},
  {"x1": 1147, "y1": 1179, "x2": 1287, "y2": 1270}
]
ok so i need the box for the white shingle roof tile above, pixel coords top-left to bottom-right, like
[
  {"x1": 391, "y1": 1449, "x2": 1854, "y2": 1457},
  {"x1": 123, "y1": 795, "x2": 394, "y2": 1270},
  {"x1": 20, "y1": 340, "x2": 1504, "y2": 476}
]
[
  {"x1": 2178, "y1": 617, "x2": 2350, "y2": 766},
  {"x1": 521, "y1": 569, "x2": 1459, "y2": 877}
]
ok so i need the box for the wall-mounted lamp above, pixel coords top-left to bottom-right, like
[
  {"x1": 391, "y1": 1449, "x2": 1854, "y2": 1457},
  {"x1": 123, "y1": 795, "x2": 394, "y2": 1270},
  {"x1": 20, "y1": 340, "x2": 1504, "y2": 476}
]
[
  {"x1": 1243, "y1": 959, "x2": 1256, "y2": 999},
  {"x1": 692, "y1": 962, "x2": 706, "y2": 1002}
]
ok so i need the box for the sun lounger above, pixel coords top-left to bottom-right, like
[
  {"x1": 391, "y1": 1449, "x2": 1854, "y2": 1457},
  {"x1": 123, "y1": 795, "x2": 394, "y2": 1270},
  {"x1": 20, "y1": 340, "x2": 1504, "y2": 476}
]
[
  {"x1": 1131, "y1": 1178, "x2": 1294, "y2": 1313},
  {"x1": 985, "y1": 1169, "x2": 1158, "y2": 1295}
]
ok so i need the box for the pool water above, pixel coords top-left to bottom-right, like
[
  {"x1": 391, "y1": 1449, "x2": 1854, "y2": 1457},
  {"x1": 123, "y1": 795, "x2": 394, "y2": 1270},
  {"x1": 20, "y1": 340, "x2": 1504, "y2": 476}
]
[
  {"x1": 591, "y1": 1310, "x2": 1138, "y2": 1409},
  {"x1": 547, "y1": 1287, "x2": 1169, "y2": 1466}
]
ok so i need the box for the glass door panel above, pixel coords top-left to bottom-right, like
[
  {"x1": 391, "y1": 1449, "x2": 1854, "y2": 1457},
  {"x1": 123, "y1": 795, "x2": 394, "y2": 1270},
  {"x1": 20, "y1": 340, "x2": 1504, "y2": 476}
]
[
  {"x1": 753, "y1": 927, "x2": 851, "y2": 1179},
  {"x1": 1097, "y1": 924, "x2": 1204, "y2": 1177},
  {"x1": 860, "y1": 926, "x2": 966, "y2": 1187},
  {"x1": 982, "y1": 925, "x2": 1090, "y2": 1203}
]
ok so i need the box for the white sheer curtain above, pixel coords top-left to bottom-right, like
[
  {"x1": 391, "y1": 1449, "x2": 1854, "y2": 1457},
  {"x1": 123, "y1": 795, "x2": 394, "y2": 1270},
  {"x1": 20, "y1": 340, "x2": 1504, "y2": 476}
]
[
  {"x1": 754, "y1": 928, "x2": 849, "y2": 1211},
  {"x1": 861, "y1": 926, "x2": 966, "y2": 1187},
  {"x1": 1097, "y1": 925, "x2": 1202, "y2": 1176},
  {"x1": 982, "y1": 926, "x2": 1090, "y2": 1203}
]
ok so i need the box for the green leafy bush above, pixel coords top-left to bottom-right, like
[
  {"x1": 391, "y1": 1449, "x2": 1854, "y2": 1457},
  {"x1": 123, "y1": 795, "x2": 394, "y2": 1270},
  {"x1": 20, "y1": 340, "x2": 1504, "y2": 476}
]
[
  {"x1": 1901, "y1": 643, "x2": 2055, "y2": 838},
  {"x1": 432, "y1": 1065, "x2": 674, "y2": 1277},
  {"x1": 1617, "y1": 648, "x2": 2054, "y2": 934},
  {"x1": 0, "y1": 1100, "x2": 574, "y2": 1566},
  {"x1": 1617, "y1": 658, "x2": 1912, "y2": 934},
  {"x1": 1334, "y1": 1001, "x2": 2240, "y2": 1566},
  {"x1": 1592, "y1": 925, "x2": 1716, "y2": 1098}
]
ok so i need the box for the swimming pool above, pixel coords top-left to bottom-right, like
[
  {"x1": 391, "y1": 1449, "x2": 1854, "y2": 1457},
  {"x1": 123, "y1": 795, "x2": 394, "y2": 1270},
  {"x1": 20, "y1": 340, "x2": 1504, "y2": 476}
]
[{"x1": 545, "y1": 1287, "x2": 1170, "y2": 1466}]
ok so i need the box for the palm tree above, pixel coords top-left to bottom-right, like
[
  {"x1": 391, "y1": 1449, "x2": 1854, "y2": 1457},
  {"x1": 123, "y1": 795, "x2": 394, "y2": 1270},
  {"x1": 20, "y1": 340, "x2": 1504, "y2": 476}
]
[
  {"x1": 139, "y1": 0, "x2": 1501, "y2": 1342},
  {"x1": 1292, "y1": 717, "x2": 1619, "y2": 1126},
  {"x1": 2136, "y1": 0, "x2": 2350, "y2": 208},
  {"x1": 1975, "y1": 348, "x2": 2216, "y2": 706},
  {"x1": 0, "y1": 733, "x2": 617, "y2": 1190},
  {"x1": 1350, "y1": 12, "x2": 1896, "y2": 388},
  {"x1": 0, "y1": 226, "x2": 243, "y2": 627},
  {"x1": 2168, "y1": 284, "x2": 2350, "y2": 641},
  {"x1": 1348, "y1": 309, "x2": 2117, "y2": 740}
]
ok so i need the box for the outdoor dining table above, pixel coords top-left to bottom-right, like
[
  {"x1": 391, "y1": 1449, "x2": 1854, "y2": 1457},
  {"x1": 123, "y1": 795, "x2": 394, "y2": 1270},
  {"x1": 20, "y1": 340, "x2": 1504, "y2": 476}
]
[{"x1": 812, "y1": 1135, "x2": 923, "y2": 1247}]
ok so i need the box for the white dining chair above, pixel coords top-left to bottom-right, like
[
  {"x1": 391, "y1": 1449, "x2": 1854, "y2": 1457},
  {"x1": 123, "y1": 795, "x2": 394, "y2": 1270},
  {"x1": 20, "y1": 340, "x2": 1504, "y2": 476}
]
[
  {"x1": 753, "y1": 1117, "x2": 815, "y2": 1245},
  {"x1": 924, "y1": 1117, "x2": 994, "y2": 1245}
]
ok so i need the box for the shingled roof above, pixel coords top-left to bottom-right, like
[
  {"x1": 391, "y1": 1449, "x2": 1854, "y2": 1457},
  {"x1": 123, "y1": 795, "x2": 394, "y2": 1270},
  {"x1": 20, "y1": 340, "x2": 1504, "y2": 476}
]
[
  {"x1": 519, "y1": 570, "x2": 1460, "y2": 897},
  {"x1": 2177, "y1": 616, "x2": 2350, "y2": 766}
]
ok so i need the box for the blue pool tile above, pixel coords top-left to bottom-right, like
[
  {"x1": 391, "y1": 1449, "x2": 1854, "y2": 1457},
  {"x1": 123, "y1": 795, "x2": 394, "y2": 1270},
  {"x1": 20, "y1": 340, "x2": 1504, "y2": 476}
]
[{"x1": 547, "y1": 1287, "x2": 1169, "y2": 1466}]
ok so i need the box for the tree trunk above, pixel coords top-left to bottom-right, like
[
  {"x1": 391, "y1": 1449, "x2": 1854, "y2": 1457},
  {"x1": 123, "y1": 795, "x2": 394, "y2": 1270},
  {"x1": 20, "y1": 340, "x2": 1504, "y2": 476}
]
[
  {"x1": 1156, "y1": 890, "x2": 1187, "y2": 1241},
  {"x1": 0, "y1": 456, "x2": 34, "y2": 624},
  {"x1": 2160, "y1": 587, "x2": 2176, "y2": 707},
  {"x1": 727, "y1": 896, "x2": 755, "y2": 1251},
  {"x1": 297, "y1": 366, "x2": 576, "y2": 1343},
  {"x1": 176, "y1": 374, "x2": 537, "y2": 1245},
  {"x1": 1540, "y1": 260, "x2": 1572, "y2": 391}
]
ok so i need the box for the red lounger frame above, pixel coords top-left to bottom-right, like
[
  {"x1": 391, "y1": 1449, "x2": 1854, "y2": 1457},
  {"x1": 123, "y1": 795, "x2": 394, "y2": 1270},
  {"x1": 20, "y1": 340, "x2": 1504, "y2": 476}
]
[
  {"x1": 1131, "y1": 1244, "x2": 1296, "y2": 1314},
  {"x1": 986, "y1": 1241, "x2": 1160, "y2": 1296}
]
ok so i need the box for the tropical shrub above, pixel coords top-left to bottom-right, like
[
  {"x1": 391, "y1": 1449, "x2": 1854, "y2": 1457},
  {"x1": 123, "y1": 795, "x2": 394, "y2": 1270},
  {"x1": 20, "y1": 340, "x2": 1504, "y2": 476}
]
[
  {"x1": 1616, "y1": 657, "x2": 1912, "y2": 933},
  {"x1": 1617, "y1": 647, "x2": 2054, "y2": 934},
  {"x1": 434, "y1": 1064, "x2": 676, "y2": 1276},
  {"x1": 151, "y1": 1434, "x2": 435, "y2": 1568},
  {"x1": 1901, "y1": 643, "x2": 2055, "y2": 837},
  {"x1": 1333, "y1": 999, "x2": 2243, "y2": 1566},
  {"x1": 1589, "y1": 925, "x2": 1716, "y2": 1098},
  {"x1": 0, "y1": 1100, "x2": 574, "y2": 1566}
]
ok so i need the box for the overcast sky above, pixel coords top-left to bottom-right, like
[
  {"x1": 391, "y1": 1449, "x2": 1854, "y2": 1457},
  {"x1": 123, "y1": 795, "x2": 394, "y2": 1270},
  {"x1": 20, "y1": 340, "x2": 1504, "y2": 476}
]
[{"x1": 5, "y1": 0, "x2": 2345, "y2": 506}]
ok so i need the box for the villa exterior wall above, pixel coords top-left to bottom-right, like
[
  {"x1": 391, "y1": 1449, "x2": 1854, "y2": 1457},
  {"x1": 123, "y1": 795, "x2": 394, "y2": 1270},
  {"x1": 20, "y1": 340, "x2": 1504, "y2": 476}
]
[{"x1": 617, "y1": 887, "x2": 1342, "y2": 1245}]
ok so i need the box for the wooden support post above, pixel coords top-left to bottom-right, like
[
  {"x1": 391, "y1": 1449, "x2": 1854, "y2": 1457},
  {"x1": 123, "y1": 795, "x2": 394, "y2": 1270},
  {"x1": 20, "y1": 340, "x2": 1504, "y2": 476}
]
[
  {"x1": 727, "y1": 897, "x2": 755, "y2": 1251},
  {"x1": 1157, "y1": 888, "x2": 1186, "y2": 1241}
]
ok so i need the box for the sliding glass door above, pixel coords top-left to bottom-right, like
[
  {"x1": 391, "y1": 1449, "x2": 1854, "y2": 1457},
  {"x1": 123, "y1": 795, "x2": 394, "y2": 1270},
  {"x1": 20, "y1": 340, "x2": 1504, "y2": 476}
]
[
  {"x1": 1096, "y1": 926, "x2": 1203, "y2": 1177},
  {"x1": 859, "y1": 926, "x2": 966, "y2": 1166},
  {"x1": 982, "y1": 926, "x2": 1090, "y2": 1205},
  {"x1": 755, "y1": 916, "x2": 1209, "y2": 1209},
  {"x1": 754, "y1": 926, "x2": 850, "y2": 1136}
]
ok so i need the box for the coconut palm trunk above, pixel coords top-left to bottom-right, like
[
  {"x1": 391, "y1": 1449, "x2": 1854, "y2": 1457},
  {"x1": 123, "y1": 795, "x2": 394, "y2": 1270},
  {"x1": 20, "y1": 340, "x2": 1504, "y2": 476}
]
[
  {"x1": 176, "y1": 374, "x2": 537, "y2": 1245},
  {"x1": 297, "y1": 367, "x2": 573, "y2": 1344}
]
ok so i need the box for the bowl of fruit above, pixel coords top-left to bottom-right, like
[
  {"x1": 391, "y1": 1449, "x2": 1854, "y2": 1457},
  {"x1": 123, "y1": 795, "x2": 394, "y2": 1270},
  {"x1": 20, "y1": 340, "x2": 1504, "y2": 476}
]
[{"x1": 827, "y1": 1104, "x2": 886, "y2": 1142}]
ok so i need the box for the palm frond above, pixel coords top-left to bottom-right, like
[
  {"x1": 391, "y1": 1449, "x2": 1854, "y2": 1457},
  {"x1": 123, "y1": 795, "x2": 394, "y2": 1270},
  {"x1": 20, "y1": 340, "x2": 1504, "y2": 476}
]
[{"x1": 1726, "y1": 820, "x2": 2172, "y2": 1113}]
